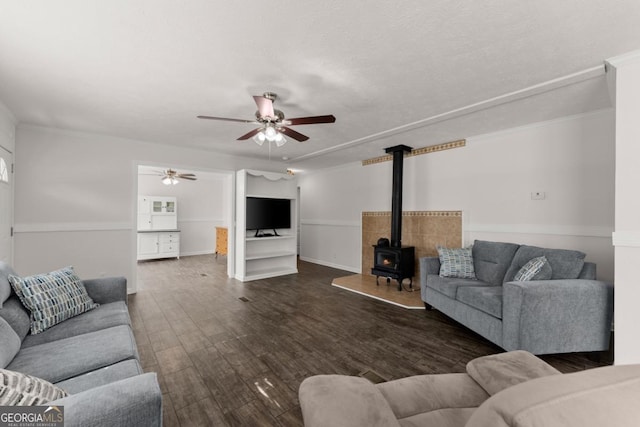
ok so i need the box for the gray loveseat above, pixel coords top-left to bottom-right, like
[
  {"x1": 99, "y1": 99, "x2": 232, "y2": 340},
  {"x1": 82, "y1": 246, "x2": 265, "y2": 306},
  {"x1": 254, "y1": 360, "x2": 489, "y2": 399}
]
[
  {"x1": 420, "y1": 240, "x2": 614, "y2": 354},
  {"x1": 0, "y1": 262, "x2": 161, "y2": 426},
  {"x1": 299, "y1": 350, "x2": 639, "y2": 427}
]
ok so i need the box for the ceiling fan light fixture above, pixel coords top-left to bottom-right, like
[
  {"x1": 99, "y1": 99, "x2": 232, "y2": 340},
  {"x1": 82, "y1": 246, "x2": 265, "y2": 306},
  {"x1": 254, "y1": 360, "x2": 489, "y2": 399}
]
[
  {"x1": 253, "y1": 132, "x2": 266, "y2": 146},
  {"x1": 162, "y1": 176, "x2": 180, "y2": 185},
  {"x1": 264, "y1": 125, "x2": 277, "y2": 139},
  {"x1": 275, "y1": 135, "x2": 287, "y2": 147}
]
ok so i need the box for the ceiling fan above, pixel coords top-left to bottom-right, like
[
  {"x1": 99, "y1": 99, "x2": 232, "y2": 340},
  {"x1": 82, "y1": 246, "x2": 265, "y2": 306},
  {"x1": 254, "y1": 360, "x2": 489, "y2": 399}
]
[
  {"x1": 158, "y1": 169, "x2": 197, "y2": 185},
  {"x1": 197, "y1": 92, "x2": 336, "y2": 146}
]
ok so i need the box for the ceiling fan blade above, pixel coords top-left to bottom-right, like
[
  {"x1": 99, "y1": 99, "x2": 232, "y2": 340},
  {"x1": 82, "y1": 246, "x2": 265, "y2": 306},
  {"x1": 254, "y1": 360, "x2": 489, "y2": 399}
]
[
  {"x1": 179, "y1": 176, "x2": 197, "y2": 180},
  {"x1": 280, "y1": 126, "x2": 309, "y2": 142},
  {"x1": 253, "y1": 96, "x2": 275, "y2": 119},
  {"x1": 197, "y1": 115, "x2": 256, "y2": 124},
  {"x1": 177, "y1": 173, "x2": 196, "y2": 177},
  {"x1": 285, "y1": 115, "x2": 336, "y2": 125},
  {"x1": 237, "y1": 128, "x2": 263, "y2": 140}
]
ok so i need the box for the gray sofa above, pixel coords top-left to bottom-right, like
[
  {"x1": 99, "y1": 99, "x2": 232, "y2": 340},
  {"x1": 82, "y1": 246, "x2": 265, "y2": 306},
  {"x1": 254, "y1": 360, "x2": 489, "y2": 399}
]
[
  {"x1": 0, "y1": 262, "x2": 161, "y2": 426},
  {"x1": 299, "y1": 350, "x2": 640, "y2": 427},
  {"x1": 420, "y1": 240, "x2": 614, "y2": 354}
]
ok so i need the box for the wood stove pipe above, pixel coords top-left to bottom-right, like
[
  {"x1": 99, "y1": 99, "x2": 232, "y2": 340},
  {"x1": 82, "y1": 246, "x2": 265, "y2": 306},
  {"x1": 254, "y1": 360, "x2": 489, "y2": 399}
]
[{"x1": 384, "y1": 144, "x2": 412, "y2": 248}]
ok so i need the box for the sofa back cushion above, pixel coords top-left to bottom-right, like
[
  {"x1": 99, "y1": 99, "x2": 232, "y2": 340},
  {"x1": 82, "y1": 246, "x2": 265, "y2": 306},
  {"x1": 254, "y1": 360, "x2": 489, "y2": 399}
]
[
  {"x1": 0, "y1": 262, "x2": 17, "y2": 308},
  {"x1": 579, "y1": 262, "x2": 597, "y2": 280},
  {"x1": 0, "y1": 317, "x2": 21, "y2": 369},
  {"x1": 0, "y1": 296, "x2": 31, "y2": 341},
  {"x1": 472, "y1": 240, "x2": 520, "y2": 286},
  {"x1": 504, "y1": 245, "x2": 586, "y2": 283},
  {"x1": 466, "y1": 364, "x2": 640, "y2": 427}
]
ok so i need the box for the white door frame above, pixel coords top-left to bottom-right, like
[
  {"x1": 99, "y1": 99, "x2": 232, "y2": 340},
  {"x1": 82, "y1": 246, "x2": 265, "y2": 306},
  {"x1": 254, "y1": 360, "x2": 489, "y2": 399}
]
[{"x1": 0, "y1": 145, "x2": 13, "y2": 265}]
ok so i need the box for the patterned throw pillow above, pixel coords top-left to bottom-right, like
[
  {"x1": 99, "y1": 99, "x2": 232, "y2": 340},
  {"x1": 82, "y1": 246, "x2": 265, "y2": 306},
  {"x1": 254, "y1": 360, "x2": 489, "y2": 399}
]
[
  {"x1": 8, "y1": 266, "x2": 99, "y2": 335},
  {"x1": 438, "y1": 246, "x2": 476, "y2": 279},
  {"x1": 514, "y1": 256, "x2": 549, "y2": 281},
  {"x1": 0, "y1": 369, "x2": 68, "y2": 405}
]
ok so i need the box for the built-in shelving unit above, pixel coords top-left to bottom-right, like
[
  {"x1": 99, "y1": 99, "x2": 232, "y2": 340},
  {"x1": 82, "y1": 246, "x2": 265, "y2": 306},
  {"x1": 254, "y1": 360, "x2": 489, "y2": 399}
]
[{"x1": 235, "y1": 169, "x2": 297, "y2": 281}]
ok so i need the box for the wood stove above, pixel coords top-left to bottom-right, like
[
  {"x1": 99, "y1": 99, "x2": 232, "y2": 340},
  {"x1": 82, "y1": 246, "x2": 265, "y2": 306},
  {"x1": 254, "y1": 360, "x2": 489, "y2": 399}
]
[{"x1": 371, "y1": 145, "x2": 415, "y2": 290}]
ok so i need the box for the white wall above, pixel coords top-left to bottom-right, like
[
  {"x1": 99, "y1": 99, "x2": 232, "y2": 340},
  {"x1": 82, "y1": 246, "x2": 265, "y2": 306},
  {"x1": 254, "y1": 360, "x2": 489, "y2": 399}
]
[
  {"x1": 138, "y1": 169, "x2": 228, "y2": 256},
  {"x1": 608, "y1": 51, "x2": 640, "y2": 365},
  {"x1": 299, "y1": 109, "x2": 615, "y2": 282},
  {"x1": 0, "y1": 103, "x2": 16, "y2": 153},
  {"x1": 13, "y1": 124, "x2": 287, "y2": 290}
]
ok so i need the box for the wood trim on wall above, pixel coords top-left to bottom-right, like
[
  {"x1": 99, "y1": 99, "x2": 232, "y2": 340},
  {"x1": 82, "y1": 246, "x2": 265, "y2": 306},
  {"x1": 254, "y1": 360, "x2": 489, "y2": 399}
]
[{"x1": 362, "y1": 140, "x2": 466, "y2": 166}]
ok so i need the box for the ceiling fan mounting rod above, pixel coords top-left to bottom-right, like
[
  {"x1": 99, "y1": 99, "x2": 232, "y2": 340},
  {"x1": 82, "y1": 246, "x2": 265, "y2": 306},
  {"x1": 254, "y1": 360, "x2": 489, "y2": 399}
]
[{"x1": 263, "y1": 92, "x2": 277, "y2": 102}]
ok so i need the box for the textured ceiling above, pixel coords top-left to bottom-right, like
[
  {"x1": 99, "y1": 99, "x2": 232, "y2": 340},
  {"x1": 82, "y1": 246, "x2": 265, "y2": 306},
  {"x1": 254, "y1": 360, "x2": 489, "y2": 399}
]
[{"x1": 0, "y1": 1, "x2": 638, "y2": 171}]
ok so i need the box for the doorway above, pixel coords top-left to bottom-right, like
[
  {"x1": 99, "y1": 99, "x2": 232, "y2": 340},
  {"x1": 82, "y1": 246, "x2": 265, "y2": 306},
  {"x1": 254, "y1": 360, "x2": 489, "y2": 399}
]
[{"x1": 132, "y1": 164, "x2": 234, "y2": 292}]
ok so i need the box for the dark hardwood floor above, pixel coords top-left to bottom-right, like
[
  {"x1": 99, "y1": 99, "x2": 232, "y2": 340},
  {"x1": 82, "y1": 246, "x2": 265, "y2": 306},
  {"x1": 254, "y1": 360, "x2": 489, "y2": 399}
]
[{"x1": 131, "y1": 255, "x2": 608, "y2": 427}]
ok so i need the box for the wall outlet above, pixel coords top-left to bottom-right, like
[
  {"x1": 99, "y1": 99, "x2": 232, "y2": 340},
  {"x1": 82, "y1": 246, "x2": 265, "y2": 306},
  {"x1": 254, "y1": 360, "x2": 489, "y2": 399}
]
[{"x1": 531, "y1": 191, "x2": 546, "y2": 200}]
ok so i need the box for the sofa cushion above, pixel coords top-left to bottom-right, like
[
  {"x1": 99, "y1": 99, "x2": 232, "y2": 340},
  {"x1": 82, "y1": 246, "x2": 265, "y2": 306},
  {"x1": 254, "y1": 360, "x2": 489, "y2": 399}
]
[
  {"x1": 0, "y1": 296, "x2": 30, "y2": 341},
  {"x1": 456, "y1": 286, "x2": 503, "y2": 319},
  {"x1": 513, "y1": 256, "x2": 551, "y2": 281},
  {"x1": 438, "y1": 247, "x2": 476, "y2": 279},
  {"x1": 0, "y1": 368, "x2": 68, "y2": 405},
  {"x1": 21, "y1": 301, "x2": 131, "y2": 348},
  {"x1": 376, "y1": 373, "x2": 489, "y2": 423},
  {"x1": 0, "y1": 261, "x2": 17, "y2": 308},
  {"x1": 472, "y1": 240, "x2": 520, "y2": 286},
  {"x1": 0, "y1": 317, "x2": 21, "y2": 369},
  {"x1": 504, "y1": 245, "x2": 586, "y2": 283},
  {"x1": 7, "y1": 324, "x2": 138, "y2": 384},
  {"x1": 54, "y1": 359, "x2": 143, "y2": 394},
  {"x1": 426, "y1": 275, "x2": 492, "y2": 299},
  {"x1": 465, "y1": 350, "x2": 560, "y2": 396},
  {"x1": 9, "y1": 266, "x2": 99, "y2": 335}
]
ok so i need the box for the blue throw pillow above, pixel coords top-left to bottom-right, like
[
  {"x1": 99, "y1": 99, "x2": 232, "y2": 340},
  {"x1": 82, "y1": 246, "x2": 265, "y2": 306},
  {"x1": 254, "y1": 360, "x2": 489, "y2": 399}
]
[
  {"x1": 438, "y1": 246, "x2": 476, "y2": 279},
  {"x1": 9, "y1": 266, "x2": 99, "y2": 335}
]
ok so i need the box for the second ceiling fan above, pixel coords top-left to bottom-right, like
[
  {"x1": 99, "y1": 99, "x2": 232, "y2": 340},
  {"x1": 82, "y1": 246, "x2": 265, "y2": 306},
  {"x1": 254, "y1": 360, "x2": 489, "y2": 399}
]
[{"x1": 197, "y1": 92, "x2": 335, "y2": 146}]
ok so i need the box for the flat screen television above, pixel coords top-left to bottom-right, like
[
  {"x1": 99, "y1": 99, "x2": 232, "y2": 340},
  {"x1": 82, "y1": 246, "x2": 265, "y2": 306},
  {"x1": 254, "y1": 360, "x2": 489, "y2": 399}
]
[{"x1": 246, "y1": 197, "x2": 291, "y2": 234}]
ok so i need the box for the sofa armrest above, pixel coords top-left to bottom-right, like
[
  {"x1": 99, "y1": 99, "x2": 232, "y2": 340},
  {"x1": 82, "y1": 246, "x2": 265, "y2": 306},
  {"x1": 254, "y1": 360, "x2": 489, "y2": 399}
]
[
  {"x1": 82, "y1": 276, "x2": 127, "y2": 305},
  {"x1": 49, "y1": 373, "x2": 161, "y2": 427},
  {"x1": 420, "y1": 257, "x2": 441, "y2": 283},
  {"x1": 502, "y1": 279, "x2": 613, "y2": 354},
  {"x1": 299, "y1": 375, "x2": 401, "y2": 427}
]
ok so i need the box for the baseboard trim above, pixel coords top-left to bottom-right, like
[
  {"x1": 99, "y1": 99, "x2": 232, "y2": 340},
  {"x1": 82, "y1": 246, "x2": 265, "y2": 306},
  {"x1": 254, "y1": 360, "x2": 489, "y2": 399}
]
[
  {"x1": 299, "y1": 256, "x2": 360, "y2": 273},
  {"x1": 179, "y1": 250, "x2": 216, "y2": 257}
]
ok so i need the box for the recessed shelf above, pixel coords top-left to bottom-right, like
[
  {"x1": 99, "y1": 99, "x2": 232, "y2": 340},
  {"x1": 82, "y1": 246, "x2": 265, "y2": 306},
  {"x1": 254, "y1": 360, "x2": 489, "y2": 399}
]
[
  {"x1": 244, "y1": 266, "x2": 299, "y2": 281},
  {"x1": 246, "y1": 235, "x2": 295, "y2": 241},
  {"x1": 246, "y1": 251, "x2": 296, "y2": 261}
]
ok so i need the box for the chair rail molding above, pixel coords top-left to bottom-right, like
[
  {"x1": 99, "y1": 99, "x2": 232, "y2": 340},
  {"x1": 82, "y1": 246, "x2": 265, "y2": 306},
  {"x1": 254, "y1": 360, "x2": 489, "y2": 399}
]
[
  {"x1": 13, "y1": 222, "x2": 132, "y2": 233},
  {"x1": 612, "y1": 231, "x2": 640, "y2": 248}
]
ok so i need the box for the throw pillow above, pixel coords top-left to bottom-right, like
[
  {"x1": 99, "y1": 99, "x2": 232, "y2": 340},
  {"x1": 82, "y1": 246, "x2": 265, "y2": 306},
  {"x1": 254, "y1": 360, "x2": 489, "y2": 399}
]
[
  {"x1": 438, "y1": 246, "x2": 476, "y2": 279},
  {"x1": 514, "y1": 256, "x2": 550, "y2": 281},
  {"x1": 0, "y1": 369, "x2": 68, "y2": 405},
  {"x1": 8, "y1": 266, "x2": 99, "y2": 335}
]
